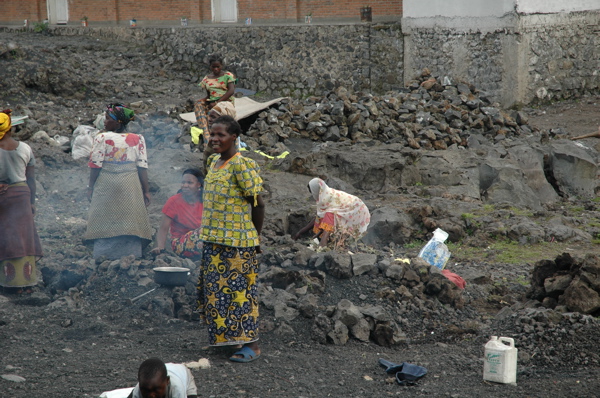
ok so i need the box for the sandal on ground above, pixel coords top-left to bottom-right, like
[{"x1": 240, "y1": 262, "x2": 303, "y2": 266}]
[
  {"x1": 229, "y1": 346, "x2": 260, "y2": 363},
  {"x1": 378, "y1": 358, "x2": 427, "y2": 385},
  {"x1": 379, "y1": 358, "x2": 404, "y2": 374}
]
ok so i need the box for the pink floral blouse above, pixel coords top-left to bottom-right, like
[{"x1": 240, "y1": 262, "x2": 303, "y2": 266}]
[{"x1": 88, "y1": 132, "x2": 148, "y2": 169}]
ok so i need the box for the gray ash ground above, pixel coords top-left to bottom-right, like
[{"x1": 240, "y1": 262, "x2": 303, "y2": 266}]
[{"x1": 1, "y1": 30, "x2": 599, "y2": 398}]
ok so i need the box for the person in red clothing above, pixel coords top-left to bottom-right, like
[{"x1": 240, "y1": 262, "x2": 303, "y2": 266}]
[{"x1": 150, "y1": 169, "x2": 204, "y2": 258}]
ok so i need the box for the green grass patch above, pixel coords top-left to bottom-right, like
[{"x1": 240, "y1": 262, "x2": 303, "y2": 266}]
[
  {"x1": 508, "y1": 207, "x2": 533, "y2": 217},
  {"x1": 447, "y1": 240, "x2": 578, "y2": 265}
]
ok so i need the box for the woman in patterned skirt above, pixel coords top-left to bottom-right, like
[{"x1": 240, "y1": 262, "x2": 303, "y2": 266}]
[
  {"x1": 194, "y1": 54, "x2": 236, "y2": 158},
  {"x1": 196, "y1": 115, "x2": 264, "y2": 363},
  {"x1": 0, "y1": 110, "x2": 43, "y2": 292},
  {"x1": 84, "y1": 104, "x2": 152, "y2": 259}
]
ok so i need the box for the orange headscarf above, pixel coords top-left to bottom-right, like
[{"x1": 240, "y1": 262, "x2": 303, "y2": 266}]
[{"x1": 0, "y1": 110, "x2": 12, "y2": 140}]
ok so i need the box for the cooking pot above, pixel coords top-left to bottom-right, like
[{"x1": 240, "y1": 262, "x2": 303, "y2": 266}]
[{"x1": 153, "y1": 267, "x2": 190, "y2": 286}]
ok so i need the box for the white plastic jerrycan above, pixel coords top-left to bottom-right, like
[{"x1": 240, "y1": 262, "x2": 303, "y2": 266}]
[{"x1": 483, "y1": 336, "x2": 518, "y2": 384}]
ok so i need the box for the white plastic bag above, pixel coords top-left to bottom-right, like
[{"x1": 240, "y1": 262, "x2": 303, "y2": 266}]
[
  {"x1": 71, "y1": 125, "x2": 100, "y2": 160},
  {"x1": 93, "y1": 113, "x2": 106, "y2": 130},
  {"x1": 418, "y1": 228, "x2": 451, "y2": 269}
]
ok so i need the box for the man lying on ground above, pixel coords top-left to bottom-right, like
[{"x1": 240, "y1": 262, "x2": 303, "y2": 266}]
[{"x1": 128, "y1": 358, "x2": 197, "y2": 398}]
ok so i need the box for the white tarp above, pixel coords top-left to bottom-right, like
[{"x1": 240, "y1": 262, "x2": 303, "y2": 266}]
[{"x1": 179, "y1": 96, "x2": 287, "y2": 124}]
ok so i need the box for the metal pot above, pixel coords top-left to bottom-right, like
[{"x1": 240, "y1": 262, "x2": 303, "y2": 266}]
[{"x1": 153, "y1": 267, "x2": 190, "y2": 286}]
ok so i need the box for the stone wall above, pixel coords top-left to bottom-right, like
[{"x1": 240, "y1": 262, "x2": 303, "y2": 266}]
[
  {"x1": 46, "y1": 23, "x2": 404, "y2": 98},
  {"x1": 4, "y1": 9, "x2": 599, "y2": 105},
  {"x1": 523, "y1": 12, "x2": 600, "y2": 103},
  {"x1": 403, "y1": 10, "x2": 600, "y2": 106}
]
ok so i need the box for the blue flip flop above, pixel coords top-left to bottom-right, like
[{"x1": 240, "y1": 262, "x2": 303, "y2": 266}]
[
  {"x1": 229, "y1": 346, "x2": 261, "y2": 363},
  {"x1": 378, "y1": 358, "x2": 427, "y2": 385},
  {"x1": 379, "y1": 358, "x2": 405, "y2": 374}
]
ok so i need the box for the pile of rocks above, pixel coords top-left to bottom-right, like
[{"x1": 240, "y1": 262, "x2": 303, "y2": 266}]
[
  {"x1": 492, "y1": 306, "x2": 600, "y2": 368},
  {"x1": 41, "y1": 253, "x2": 200, "y2": 320},
  {"x1": 527, "y1": 253, "x2": 600, "y2": 315},
  {"x1": 259, "y1": 246, "x2": 465, "y2": 347},
  {"x1": 244, "y1": 69, "x2": 533, "y2": 154}
]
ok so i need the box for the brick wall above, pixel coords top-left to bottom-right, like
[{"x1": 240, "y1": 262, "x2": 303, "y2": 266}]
[
  {"x1": 3, "y1": 0, "x2": 47, "y2": 24},
  {"x1": 0, "y1": 0, "x2": 402, "y2": 25},
  {"x1": 295, "y1": 0, "x2": 402, "y2": 20}
]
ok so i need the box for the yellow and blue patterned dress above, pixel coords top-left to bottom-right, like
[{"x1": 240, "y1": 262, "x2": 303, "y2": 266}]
[{"x1": 196, "y1": 153, "x2": 263, "y2": 346}]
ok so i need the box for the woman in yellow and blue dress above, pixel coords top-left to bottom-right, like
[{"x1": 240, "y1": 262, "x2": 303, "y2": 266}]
[{"x1": 194, "y1": 115, "x2": 264, "y2": 363}]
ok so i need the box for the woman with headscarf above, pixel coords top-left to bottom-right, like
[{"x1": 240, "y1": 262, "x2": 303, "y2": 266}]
[
  {"x1": 0, "y1": 110, "x2": 43, "y2": 292},
  {"x1": 293, "y1": 178, "x2": 371, "y2": 248},
  {"x1": 84, "y1": 104, "x2": 152, "y2": 259}
]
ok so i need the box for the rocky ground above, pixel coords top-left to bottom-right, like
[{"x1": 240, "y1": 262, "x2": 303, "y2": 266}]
[{"x1": 1, "y1": 29, "x2": 600, "y2": 398}]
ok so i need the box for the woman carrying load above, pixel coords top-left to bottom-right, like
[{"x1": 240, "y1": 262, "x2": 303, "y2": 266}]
[{"x1": 0, "y1": 110, "x2": 43, "y2": 291}]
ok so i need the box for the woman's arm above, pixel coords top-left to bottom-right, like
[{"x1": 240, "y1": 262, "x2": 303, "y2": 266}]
[
  {"x1": 248, "y1": 194, "x2": 265, "y2": 234},
  {"x1": 293, "y1": 217, "x2": 316, "y2": 240},
  {"x1": 247, "y1": 194, "x2": 265, "y2": 253},
  {"x1": 25, "y1": 165, "x2": 36, "y2": 213},
  {"x1": 137, "y1": 167, "x2": 151, "y2": 206},
  {"x1": 319, "y1": 230, "x2": 331, "y2": 247},
  {"x1": 150, "y1": 214, "x2": 173, "y2": 254},
  {"x1": 87, "y1": 167, "x2": 101, "y2": 202}
]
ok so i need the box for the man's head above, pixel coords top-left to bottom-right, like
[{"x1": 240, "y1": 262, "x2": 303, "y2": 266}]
[{"x1": 138, "y1": 358, "x2": 169, "y2": 398}]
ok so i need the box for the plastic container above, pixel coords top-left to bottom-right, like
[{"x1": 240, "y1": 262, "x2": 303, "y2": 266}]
[
  {"x1": 418, "y1": 228, "x2": 451, "y2": 269},
  {"x1": 483, "y1": 336, "x2": 518, "y2": 384}
]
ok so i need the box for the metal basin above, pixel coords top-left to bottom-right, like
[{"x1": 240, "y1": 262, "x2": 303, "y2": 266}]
[{"x1": 152, "y1": 267, "x2": 190, "y2": 286}]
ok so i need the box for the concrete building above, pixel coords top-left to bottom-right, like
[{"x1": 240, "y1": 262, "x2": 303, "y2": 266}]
[{"x1": 402, "y1": 0, "x2": 600, "y2": 105}]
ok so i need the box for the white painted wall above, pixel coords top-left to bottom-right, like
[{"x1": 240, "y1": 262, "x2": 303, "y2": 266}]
[
  {"x1": 404, "y1": 0, "x2": 515, "y2": 18},
  {"x1": 516, "y1": 0, "x2": 600, "y2": 14},
  {"x1": 404, "y1": 0, "x2": 600, "y2": 18}
]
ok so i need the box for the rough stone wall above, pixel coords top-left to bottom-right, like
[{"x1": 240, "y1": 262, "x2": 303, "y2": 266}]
[
  {"x1": 523, "y1": 12, "x2": 600, "y2": 103},
  {"x1": 403, "y1": 28, "x2": 506, "y2": 98},
  {"x1": 403, "y1": 10, "x2": 600, "y2": 106},
  {"x1": 46, "y1": 24, "x2": 404, "y2": 99},
  {"x1": 4, "y1": 9, "x2": 598, "y2": 105}
]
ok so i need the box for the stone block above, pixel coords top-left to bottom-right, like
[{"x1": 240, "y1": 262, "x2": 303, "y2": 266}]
[
  {"x1": 543, "y1": 274, "x2": 573, "y2": 296},
  {"x1": 350, "y1": 318, "x2": 371, "y2": 342},
  {"x1": 325, "y1": 252, "x2": 353, "y2": 279},
  {"x1": 562, "y1": 279, "x2": 600, "y2": 314},
  {"x1": 351, "y1": 253, "x2": 377, "y2": 276},
  {"x1": 274, "y1": 302, "x2": 300, "y2": 322},
  {"x1": 385, "y1": 264, "x2": 405, "y2": 281},
  {"x1": 334, "y1": 299, "x2": 363, "y2": 327},
  {"x1": 327, "y1": 320, "x2": 349, "y2": 345}
]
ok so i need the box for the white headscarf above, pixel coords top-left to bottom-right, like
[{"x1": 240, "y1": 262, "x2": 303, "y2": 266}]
[{"x1": 308, "y1": 178, "x2": 371, "y2": 235}]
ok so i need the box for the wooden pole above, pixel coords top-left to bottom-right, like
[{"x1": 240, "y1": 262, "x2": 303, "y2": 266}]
[{"x1": 571, "y1": 127, "x2": 600, "y2": 141}]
